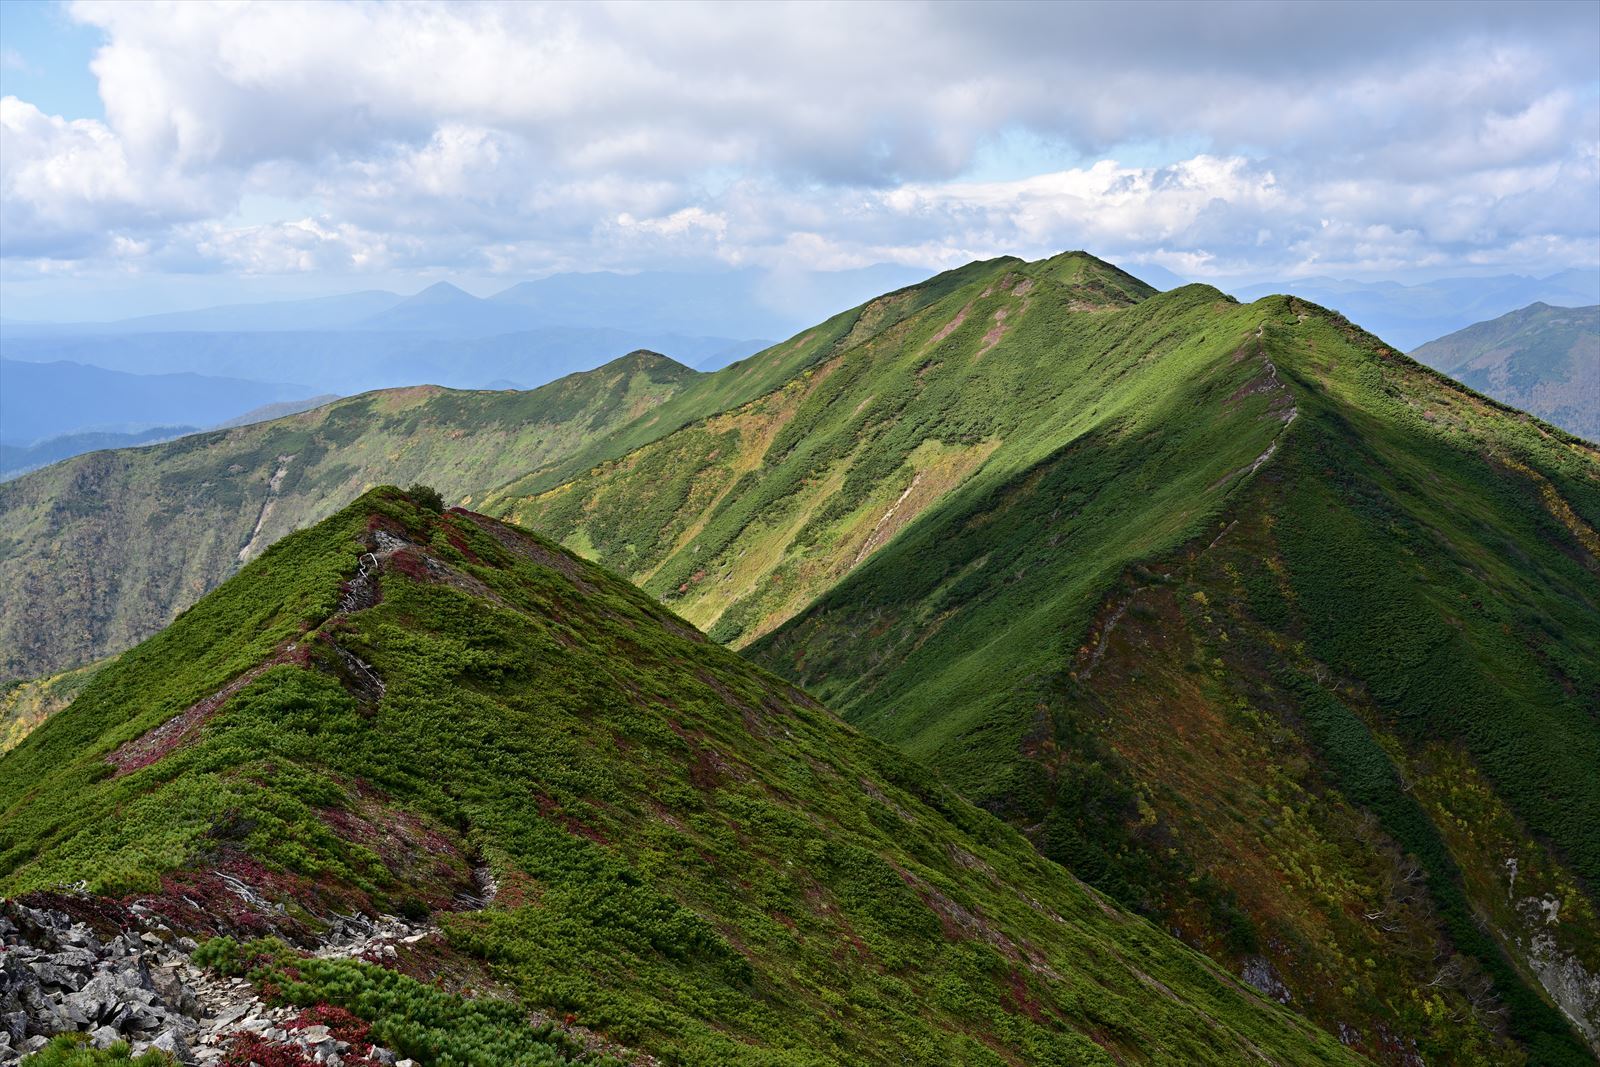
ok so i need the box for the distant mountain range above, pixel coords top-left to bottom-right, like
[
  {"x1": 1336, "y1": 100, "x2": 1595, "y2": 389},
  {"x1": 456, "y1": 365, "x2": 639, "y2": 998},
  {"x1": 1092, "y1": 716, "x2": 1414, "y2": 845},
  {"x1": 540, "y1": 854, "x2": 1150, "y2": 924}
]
[
  {"x1": 0, "y1": 427, "x2": 197, "y2": 482},
  {"x1": 0, "y1": 361, "x2": 341, "y2": 481},
  {"x1": 0, "y1": 325, "x2": 763, "y2": 397},
  {"x1": 0, "y1": 359, "x2": 315, "y2": 448},
  {"x1": 0, "y1": 265, "x2": 930, "y2": 387},
  {"x1": 1411, "y1": 302, "x2": 1598, "y2": 440}
]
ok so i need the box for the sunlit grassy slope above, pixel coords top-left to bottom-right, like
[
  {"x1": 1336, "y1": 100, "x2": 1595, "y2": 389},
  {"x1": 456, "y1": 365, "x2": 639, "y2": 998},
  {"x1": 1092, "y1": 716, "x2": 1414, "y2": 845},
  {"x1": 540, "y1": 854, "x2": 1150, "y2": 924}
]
[
  {"x1": 485, "y1": 252, "x2": 1190, "y2": 645},
  {"x1": 0, "y1": 488, "x2": 1363, "y2": 1066},
  {"x1": 5, "y1": 251, "x2": 1597, "y2": 1063}
]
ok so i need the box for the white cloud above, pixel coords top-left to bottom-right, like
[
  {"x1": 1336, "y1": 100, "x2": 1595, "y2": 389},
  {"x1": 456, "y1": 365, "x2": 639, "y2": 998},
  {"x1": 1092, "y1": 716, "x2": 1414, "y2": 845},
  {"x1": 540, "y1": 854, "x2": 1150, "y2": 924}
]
[{"x1": 0, "y1": 0, "x2": 1593, "y2": 288}]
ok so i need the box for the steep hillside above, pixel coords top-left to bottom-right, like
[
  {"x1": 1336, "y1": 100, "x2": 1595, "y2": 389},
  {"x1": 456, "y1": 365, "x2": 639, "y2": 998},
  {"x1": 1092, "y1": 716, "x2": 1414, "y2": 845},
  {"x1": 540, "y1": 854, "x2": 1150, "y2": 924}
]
[
  {"x1": 0, "y1": 352, "x2": 694, "y2": 681},
  {"x1": 7, "y1": 254, "x2": 1597, "y2": 1063},
  {"x1": 1411, "y1": 303, "x2": 1598, "y2": 440},
  {"x1": 484, "y1": 252, "x2": 1162, "y2": 646},
  {"x1": 0, "y1": 487, "x2": 1360, "y2": 1066},
  {"x1": 476, "y1": 254, "x2": 1599, "y2": 1062},
  {"x1": 750, "y1": 298, "x2": 1600, "y2": 1063}
]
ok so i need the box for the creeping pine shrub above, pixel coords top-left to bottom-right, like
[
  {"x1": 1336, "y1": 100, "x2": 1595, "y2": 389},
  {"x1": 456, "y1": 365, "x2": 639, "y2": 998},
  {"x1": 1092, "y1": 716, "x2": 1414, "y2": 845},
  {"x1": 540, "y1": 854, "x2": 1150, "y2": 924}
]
[
  {"x1": 20, "y1": 1034, "x2": 173, "y2": 1065},
  {"x1": 406, "y1": 484, "x2": 446, "y2": 512}
]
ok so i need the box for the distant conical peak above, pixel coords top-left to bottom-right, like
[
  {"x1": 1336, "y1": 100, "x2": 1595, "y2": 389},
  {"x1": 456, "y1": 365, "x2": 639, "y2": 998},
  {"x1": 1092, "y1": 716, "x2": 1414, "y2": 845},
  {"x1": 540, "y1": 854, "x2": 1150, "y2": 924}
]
[{"x1": 408, "y1": 281, "x2": 476, "y2": 302}]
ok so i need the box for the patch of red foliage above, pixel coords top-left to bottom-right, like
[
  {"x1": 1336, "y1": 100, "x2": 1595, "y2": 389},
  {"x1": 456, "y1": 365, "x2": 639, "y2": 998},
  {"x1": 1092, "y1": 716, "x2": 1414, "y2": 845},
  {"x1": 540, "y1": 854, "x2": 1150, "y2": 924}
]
[
  {"x1": 313, "y1": 799, "x2": 472, "y2": 910},
  {"x1": 220, "y1": 1035, "x2": 318, "y2": 1067},
  {"x1": 531, "y1": 791, "x2": 611, "y2": 845},
  {"x1": 222, "y1": 1006, "x2": 390, "y2": 1067},
  {"x1": 441, "y1": 522, "x2": 482, "y2": 564},
  {"x1": 1000, "y1": 967, "x2": 1047, "y2": 1023},
  {"x1": 486, "y1": 869, "x2": 541, "y2": 909},
  {"x1": 687, "y1": 746, "x2": 723, "y2": 791},
  {"x1": 384, "y1": 545, "x2": 434, "y2": 581},
  {"x1": 365, "y1": 513, "x2": 410, "y2": 540},
  {"x1": 285, "y1": 1004, "x2": 371, "y2": 1045},
  {"x1": 107, "y1": 642, "x2": 312, "y2": 778}
]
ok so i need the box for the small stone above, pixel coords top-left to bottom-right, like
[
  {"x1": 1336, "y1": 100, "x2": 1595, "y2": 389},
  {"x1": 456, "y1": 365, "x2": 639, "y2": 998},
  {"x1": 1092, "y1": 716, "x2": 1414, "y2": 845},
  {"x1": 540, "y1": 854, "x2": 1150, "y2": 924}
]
[
  {"x1": 33, "y1": 962, "x2": 81, "y2": 991},
  {"x1": 150, "y1": 1027, "x2": 199, "y2": 1065},
  {"x1": 213, "y1": 1001, "x2": 250, "y2": 1026},
  {"x1": 90, "y1": 1023, "x2": 122, "y2": 1048},
  {"x1": 51, "y1": 948, "x2": 97, "y2": 973}
]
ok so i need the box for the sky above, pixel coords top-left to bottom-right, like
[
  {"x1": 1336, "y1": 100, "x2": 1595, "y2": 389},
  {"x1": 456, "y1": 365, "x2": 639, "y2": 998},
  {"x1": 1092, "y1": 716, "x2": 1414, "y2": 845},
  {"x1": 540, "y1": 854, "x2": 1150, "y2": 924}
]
[{"x1": 1, "y1": 0, "x2": 1597, "y2": 320}]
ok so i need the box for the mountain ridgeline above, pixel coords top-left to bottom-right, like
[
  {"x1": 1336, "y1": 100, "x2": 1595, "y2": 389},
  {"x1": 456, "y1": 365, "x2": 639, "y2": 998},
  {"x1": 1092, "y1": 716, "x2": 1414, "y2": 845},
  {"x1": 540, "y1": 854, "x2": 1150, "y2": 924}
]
[
  {"x1": 1, "y1": 253, "x2": 1597, "y2": 1064},
  {"x1": 0, "y1": 351, "x2": 696, "y2": 680},
  {"x1": 1410, "y1": 302, "x2": 1599, "y2": 440},
  {"x1": 486, "y1": 254, "x2": 1600, "y2": 1062},
  {"x1": 0, "y1": 488, "x2": 1360, "y2": 1065}
]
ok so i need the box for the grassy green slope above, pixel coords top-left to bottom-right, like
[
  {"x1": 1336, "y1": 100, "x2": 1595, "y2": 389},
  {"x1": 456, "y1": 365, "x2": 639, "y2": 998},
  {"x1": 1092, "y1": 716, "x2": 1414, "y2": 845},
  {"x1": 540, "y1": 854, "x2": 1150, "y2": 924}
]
[
  {"x1": 0, "y1": 351, "x2": 694, "y2": 682},
  {"x1": 484, "y1": 253, "x2": 1191, "y2": 648},
  {"x1": 1410, "y1": 302, "x2": 1599, "y2": 440},
  {"x1": 0, "y1": 487, "x2": 1362, "y2": 1067},
  {"x1": 487, "y1": 256, "x2": 1028, "y2": 502},
  {"x1": 752, "y1": 299, "x2": 1600, "y2": 1063}
]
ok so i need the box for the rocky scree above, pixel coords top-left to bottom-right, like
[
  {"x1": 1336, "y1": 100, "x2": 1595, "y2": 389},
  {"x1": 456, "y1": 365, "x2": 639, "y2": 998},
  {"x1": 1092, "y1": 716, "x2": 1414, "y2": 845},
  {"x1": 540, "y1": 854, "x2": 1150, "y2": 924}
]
[{"x1": 0, "y1": 887, "x2": 481, "y2": 1066}]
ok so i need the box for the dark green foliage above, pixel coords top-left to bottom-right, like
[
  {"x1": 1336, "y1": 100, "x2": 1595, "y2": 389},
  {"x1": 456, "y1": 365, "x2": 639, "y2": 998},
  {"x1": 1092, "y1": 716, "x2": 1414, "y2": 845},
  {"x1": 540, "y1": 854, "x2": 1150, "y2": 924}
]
[
  {"x1": 405, "y1": 483, "x2": 445, "y2": 512},
  {"x1": 195, "y1": 937, "x2": 606, "y2": 1066},
  {"x1": 20, "y1": 1036, "x2": 171, "y2": 1065}
]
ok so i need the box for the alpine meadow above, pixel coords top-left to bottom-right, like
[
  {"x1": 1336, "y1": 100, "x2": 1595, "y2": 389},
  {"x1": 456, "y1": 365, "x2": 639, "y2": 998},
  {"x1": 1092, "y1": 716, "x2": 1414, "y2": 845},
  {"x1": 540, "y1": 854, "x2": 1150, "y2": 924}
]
[{"x1": 1, "y1": 3, "x2": 1597, "y2": 1067}]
